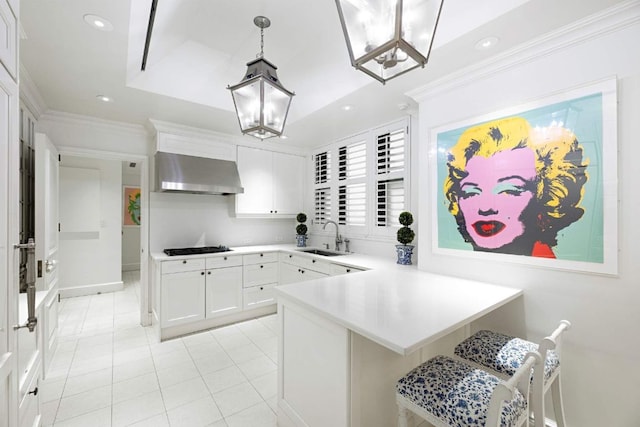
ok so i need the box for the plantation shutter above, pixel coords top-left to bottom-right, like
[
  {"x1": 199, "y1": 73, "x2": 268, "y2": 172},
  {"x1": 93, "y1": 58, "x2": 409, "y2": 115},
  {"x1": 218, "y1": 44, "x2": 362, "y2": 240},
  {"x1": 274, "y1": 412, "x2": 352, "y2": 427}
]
[
  {"x1": 314, "y1": 187, "x2": 331, "y2": 225},
  {"x1": 314, "y1": 151, "x2": 331, "y2": 185},
  {"x1": 337, "y1": 140, "x2": 366, "y2": 227},
  {"x1": 376, "y1": 128, "x2": 406, "y2": 228}
]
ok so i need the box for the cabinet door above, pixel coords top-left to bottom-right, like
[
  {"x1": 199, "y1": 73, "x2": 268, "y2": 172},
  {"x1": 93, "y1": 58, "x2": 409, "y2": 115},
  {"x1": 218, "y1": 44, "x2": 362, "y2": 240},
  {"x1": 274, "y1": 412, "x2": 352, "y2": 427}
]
[
  {"x1": 161, "y1": 270, "x2": 205, "y2": 327},
  {"x1": 206, "y1": 266, "x2": 242, "y2": 318},
  {"x1": 236, "y1": 146, "x2": 273, "y2": 214},
  {"x1": 272, "y1": 152, "x2": 303, "y2": 215}
]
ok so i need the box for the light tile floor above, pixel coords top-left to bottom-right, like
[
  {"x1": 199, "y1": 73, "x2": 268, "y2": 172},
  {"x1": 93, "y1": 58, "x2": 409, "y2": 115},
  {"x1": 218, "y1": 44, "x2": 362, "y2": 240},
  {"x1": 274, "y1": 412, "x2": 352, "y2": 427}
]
[{"x1": 41, "y1": 271, "x2": 278, "y2": 427}]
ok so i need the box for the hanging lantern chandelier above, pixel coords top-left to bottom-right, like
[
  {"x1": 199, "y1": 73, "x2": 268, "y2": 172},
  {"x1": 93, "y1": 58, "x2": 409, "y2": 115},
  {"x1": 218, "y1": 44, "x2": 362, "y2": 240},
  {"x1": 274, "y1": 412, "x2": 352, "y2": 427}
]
[
  {"x1": 335, "y1": 0, "x2": 444, "y2": 84},
  {"x1": 228, "y1": 16, "x2": 295, "y2": 140}
]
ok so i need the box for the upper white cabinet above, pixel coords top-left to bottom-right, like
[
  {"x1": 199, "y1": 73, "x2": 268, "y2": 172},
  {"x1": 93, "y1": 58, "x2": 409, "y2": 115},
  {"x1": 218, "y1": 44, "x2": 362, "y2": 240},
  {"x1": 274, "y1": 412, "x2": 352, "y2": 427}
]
[
  {"x1": 0, "y1": 0, "x2": 18, "y2": 78},
  {"x1": 236, "y1": 146, "x2": 304, "y2": 217}
]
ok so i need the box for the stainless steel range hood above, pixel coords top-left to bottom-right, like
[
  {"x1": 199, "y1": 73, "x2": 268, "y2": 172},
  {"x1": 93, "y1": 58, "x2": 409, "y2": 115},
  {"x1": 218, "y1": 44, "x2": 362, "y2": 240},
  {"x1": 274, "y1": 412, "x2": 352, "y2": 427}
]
[{"x1": 155, "y1": 152, "x2": 244, "y2": 195}]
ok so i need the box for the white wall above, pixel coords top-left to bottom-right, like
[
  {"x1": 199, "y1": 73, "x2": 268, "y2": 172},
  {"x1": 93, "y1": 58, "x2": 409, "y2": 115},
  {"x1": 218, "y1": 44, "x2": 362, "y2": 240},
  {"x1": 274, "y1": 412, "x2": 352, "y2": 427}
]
[
  {"x1": 149, "y1": 192, "x2": 295, "y2": 253},
  {"x1": 58, "y1": 156, "x2": 123, "y2": 296},
  {"x1": 122, "y1": 166, "x2": 141, "y2": 271},
  {"x1": 413, "y1": 8, "x2": 640, "y2": 427}
]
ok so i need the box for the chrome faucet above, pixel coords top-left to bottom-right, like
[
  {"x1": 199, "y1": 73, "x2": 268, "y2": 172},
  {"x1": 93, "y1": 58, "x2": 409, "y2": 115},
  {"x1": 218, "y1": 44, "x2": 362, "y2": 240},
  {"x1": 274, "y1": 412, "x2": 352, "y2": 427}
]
[{"x1": 322, "y1": 220, "x2": 343, "y2": 251}]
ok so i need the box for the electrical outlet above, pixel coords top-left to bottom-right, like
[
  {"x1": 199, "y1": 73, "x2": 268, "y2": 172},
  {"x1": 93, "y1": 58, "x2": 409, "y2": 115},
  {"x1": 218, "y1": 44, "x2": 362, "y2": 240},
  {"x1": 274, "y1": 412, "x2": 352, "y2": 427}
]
[
  {"x1": 243, "y1": 238, "x2": 252, "y2": 244},
  {"x1": 275, "y1": 236, "x2": 284, "y2": 242}
]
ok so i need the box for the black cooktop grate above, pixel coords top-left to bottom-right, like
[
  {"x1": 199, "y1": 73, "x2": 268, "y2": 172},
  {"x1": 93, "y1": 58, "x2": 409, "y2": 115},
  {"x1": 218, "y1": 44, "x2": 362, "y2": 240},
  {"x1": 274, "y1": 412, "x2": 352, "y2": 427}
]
[{"x1": 163, "y1": 246, "x2": 231, "y2": 256}]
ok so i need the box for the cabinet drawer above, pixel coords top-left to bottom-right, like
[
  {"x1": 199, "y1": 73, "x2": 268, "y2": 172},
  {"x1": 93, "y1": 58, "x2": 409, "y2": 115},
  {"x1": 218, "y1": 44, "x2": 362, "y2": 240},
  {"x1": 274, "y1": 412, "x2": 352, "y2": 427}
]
[
  {"x1": 162, "y1": 258, "x2": 205, "y2": 274},
  {"x1": 243, "y1": 262, "x2": 278, "y2": 287},
  {"x1": 243, "y1": 283, "x2": 276, "y2": 309},
  {"x1": 206, "y1": 254, "x2": 243, "y2": 269},
  {"x1": 330, "y1": 264, "x2": 365, "y2": 276},
  {"x1": 281, "y1": 252, "x2": 332, "y2": 275},
  {"x1": 243, "y1": 252, "x2": 278, "y2": 265}
]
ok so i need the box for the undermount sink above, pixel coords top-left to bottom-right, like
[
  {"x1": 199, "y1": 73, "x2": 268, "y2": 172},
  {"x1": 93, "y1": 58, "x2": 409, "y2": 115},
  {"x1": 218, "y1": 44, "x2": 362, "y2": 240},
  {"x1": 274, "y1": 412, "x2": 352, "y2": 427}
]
[{"x1": 296, "y1": 248, "x2": 347, "y2": 257}]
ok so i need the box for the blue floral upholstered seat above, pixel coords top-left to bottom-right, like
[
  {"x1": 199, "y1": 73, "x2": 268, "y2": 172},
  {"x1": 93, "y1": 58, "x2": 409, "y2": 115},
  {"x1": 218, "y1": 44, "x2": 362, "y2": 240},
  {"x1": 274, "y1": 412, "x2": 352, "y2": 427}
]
[
  {"x1": 395, "y1": 354, "x2": 540, "y2": 427},
  {"x1": 453, "y1": 321, "x2": 571, "y2": 427}
]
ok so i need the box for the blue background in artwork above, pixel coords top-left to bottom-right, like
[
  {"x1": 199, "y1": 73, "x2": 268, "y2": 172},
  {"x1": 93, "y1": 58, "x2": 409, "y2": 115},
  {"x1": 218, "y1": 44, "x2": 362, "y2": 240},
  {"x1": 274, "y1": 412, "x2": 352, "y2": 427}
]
[{"x1": 436, "y1": 93, "x2": 604, "y2": 263}]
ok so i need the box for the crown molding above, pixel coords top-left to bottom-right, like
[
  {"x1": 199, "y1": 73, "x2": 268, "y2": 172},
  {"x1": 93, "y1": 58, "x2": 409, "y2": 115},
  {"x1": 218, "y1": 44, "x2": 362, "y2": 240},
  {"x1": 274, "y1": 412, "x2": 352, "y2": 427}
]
[
  {"x1": 407, "y1": 0, "x2": 640, "y2": 102},
  {"x1": 40, "y1": 110, "x2": 148, "y2": 136},
  {"x1": 19, "y1": 64, "x2": 48, "y2": 118}
]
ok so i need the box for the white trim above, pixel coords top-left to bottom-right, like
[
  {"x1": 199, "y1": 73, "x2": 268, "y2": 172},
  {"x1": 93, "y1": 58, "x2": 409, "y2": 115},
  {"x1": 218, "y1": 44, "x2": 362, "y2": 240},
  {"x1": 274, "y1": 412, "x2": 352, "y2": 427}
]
[
  {"x1": 59, "y1": 281, "x2": 124, "y2": 298},
  {"x1": 18, "y1": 64, "x2": 47, "y2": 119},
  {"x1": 41, "y1": 110, "x2": 148, "y2": 136},
  {"x1": 407, "y1": 0, "x2": 640, "y2": 102}
]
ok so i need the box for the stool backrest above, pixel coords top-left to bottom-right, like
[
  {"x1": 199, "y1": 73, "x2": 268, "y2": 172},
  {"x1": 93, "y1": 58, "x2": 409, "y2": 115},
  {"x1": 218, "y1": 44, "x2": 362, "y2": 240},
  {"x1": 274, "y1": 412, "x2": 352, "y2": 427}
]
[{"x1": 486, "y1": 350, "x2": 542, "y2": 427}]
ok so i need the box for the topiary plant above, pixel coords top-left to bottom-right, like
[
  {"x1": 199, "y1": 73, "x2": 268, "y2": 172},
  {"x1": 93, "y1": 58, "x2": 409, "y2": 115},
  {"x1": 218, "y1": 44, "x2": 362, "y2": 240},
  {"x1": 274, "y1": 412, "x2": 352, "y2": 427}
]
[
  {"x1": 397, "y1": 211, "x2": 415, "y2": 245},
  {"x1": 296, "y1": 223, "x2": 308, "y2": 235},
  {"x1": 296, "y1": 213, "x2": 307, "y2": 236}
]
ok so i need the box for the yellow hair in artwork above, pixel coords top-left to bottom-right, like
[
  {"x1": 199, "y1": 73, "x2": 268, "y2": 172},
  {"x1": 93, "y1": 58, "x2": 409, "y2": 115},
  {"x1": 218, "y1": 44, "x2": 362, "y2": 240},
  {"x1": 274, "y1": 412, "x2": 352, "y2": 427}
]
[{"x1": 443, "y1": 116, "x2": 589, "y2": 243}]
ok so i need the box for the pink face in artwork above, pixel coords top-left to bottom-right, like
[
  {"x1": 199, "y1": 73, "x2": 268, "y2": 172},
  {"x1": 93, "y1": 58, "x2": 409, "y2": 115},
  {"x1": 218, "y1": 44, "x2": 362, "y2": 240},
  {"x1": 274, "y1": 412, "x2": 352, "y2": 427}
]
[{"x1": 458, "y1": 148, "x2": 537, "y2": 250}]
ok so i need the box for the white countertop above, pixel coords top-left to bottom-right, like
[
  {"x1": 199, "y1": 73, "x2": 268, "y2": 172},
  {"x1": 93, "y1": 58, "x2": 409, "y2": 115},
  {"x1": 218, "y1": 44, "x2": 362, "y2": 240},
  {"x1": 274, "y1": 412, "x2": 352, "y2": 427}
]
[
  {"x1": 152, "y1": 244, "x2": 522, "y2": 355},
  {"x1": 275, "y1": 268, "x2": 522, "y2": 356}
]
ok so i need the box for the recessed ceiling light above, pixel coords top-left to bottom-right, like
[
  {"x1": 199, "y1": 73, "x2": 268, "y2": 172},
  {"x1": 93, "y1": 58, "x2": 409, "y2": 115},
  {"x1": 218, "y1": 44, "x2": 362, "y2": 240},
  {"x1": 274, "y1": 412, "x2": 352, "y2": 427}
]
[
  {"x1": 96, "y1": 95, "x2": 112, "y2": 103},
  {"x1": 280, "y1": 135, "x2": 289, "y2": 140},
  {"x1": 83, "y1": 14, "x2": 113, "y2": 32},
  {"x1": 475, "y1": 36, "x2": 499, "y2": 50},
  {"x1": 342, "y1": 105, "x2": 354, "y2": 111}
]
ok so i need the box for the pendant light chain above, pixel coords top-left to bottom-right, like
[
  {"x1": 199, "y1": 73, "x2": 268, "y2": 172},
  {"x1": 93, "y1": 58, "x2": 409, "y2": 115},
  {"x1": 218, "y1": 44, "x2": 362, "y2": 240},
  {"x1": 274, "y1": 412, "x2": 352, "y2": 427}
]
[{"x1": 259, "y1": 26, "x2": 264, "y2": 58}]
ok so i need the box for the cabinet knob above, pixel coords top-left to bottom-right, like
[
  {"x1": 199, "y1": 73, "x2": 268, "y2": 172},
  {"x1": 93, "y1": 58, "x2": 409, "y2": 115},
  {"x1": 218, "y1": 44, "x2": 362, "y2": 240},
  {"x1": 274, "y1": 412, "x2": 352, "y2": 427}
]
[
  {"x1": 260, "y1": 253, "x2": 264, "y2": 257},
  {"x1": 224, "y1": 256, "x2": 227, "y2": 260},
  {"x1": 260, "y1": 265, "x2": 264, "y2": 269},
  {"x1": 312, "y1": 259, "x2": 316, "y2": 263},
  {"x1": 346, "y1": 269, "x2": 351, "y2": 273},
  {"x1": 182, "y1": 260, "x2": 187, "y2": 264},
  {"x1": 301, "y1": 269, "x2": 305, "y2": 274},
  {"x1": 28, "y1": 387, "x2": 38, "y2": 396},
  {"x1": 207, "y1": 271, "x2": 211, "y2": 275},
  {"x1": 201, "y1": 272, "x2": 205, "y2": 275},
  {"x1": 260, "y1": 286, "x2": 264, "y2": 290},
  {"x1": 289, "y1": 254, "x2": 292, "y2": 258}
]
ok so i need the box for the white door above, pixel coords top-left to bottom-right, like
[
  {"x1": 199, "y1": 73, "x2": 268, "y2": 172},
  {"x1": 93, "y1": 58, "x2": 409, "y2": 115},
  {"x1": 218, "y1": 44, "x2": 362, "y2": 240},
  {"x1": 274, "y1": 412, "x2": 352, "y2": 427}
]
[
  {"x1": 35, "y1": 133, "x2": 60, "y2": 293},
  {"x1": 35, "y1": 133, "x2": 59, "y2": 377},
  {"x1": 1, "y1": 29, "x2": 20, "y2": 427}
]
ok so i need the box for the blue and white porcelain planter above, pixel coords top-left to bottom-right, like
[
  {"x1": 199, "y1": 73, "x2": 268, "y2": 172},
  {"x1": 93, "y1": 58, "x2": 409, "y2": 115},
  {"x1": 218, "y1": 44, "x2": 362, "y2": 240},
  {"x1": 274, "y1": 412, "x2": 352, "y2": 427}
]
[
  {"x1": 296, "y1": 234, "x2": 308, "y2": 247},
  {"x1": 396, "y1": 244, "x2": 414, "y2": 265}
]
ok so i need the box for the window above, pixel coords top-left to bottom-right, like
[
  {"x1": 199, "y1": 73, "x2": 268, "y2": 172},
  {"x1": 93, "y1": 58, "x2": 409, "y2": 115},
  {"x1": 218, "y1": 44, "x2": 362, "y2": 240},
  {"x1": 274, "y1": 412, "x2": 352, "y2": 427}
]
[
  {"x1": 310, "y1": 117, "x2": 409, "y2": 237},
  {"x1": 314, "y1": 187, "x2": 331, "y2": 225},
  {"x1": 376, "y1": 128, "x2": 406, "y2": 228},
  {"x1": 313, "y1": 151, "x2": 332, "y2": 225},
  {"x1": 337, "y1": 140, "x2": 366, "y2": 227}
]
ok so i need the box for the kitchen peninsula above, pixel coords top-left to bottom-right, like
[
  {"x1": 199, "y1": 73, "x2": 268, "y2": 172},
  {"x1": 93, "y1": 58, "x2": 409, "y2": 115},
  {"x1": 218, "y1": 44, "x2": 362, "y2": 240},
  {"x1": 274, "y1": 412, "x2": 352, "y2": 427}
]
[{"x1": 275, "y1": 267, "x2": 523, "y2": 427}]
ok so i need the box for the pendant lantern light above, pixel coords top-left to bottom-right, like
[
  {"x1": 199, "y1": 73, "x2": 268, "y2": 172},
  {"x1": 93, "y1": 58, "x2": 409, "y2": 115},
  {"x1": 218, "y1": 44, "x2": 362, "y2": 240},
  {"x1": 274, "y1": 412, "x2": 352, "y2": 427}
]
[
  {"x1": 335, "y1": 0, "x2": 444, "y2": 84},
  {"x1": 228, "y1": 16, "x2": 294, "y2": 140}
]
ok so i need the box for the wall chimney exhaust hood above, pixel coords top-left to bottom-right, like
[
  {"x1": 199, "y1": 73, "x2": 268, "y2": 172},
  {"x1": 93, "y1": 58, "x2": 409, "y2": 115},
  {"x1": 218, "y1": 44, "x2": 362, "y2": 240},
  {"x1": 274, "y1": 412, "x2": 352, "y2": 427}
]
[{"x1": 155, "y1": 152, "x2": 244, "y2": 195}]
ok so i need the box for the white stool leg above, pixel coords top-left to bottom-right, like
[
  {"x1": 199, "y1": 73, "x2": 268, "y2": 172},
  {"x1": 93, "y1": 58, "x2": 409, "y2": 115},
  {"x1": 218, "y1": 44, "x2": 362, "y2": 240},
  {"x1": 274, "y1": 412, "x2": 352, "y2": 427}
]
[
  {"x1": 398, "y1": 405, "x2": 410, "y2": 427},
  {"x1": 551, "y1": 376, "x2": 567, "y2": 427}
]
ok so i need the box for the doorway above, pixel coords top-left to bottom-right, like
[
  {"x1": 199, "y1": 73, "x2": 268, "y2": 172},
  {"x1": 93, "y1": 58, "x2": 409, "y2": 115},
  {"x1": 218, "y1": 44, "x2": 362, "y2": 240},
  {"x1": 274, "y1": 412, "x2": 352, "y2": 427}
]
[{"x1": 54, "y1": 149, "x2": 150, "y2": 327}]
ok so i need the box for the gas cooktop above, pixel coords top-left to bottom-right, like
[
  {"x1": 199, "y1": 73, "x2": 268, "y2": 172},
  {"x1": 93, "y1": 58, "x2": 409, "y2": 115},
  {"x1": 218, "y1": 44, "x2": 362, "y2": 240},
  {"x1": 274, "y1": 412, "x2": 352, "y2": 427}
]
[{"x1": 163, "y1": 245, "x2": 231, "y2": 256}]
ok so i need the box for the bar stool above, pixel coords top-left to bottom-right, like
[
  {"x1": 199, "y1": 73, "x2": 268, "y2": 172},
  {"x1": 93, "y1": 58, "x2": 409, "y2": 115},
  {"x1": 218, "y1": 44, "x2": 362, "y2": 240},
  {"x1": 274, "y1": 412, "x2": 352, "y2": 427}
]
[
  {"x1": 454, "y1": 321, "x2": 571, "y2": 427},
  {"x1": 396, "y1": 352, "x2": 541, "y2": 427}
]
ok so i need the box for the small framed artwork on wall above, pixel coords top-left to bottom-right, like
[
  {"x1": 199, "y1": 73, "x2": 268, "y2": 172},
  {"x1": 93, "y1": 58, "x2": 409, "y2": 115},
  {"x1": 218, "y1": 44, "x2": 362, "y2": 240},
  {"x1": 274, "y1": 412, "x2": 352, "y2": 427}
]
[
  {"x1": 430, "y1": 77, "x2": 618, "y2": 275},
  {"x1": 123, "y1": 186, "x2": 141, "y2": 227}
]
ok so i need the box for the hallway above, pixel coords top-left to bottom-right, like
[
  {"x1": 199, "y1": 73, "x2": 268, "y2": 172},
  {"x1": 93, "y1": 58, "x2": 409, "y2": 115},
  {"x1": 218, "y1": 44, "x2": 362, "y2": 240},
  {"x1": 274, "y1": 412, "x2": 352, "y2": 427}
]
[{"x1": 40, "y1": 271, "x2": 278, "y2": 426}]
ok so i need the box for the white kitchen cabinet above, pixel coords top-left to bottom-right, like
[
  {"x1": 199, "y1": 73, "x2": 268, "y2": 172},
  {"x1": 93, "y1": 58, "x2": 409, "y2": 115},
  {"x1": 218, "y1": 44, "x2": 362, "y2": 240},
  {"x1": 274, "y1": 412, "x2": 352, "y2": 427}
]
[
  {"x1": 206, "y1": 266, "x2": 243, "y2": 318},
  {"x1": 330, "y1": 264, "x2": 365, "y2": 276},
  {"x1": 161, "y1": 269, "x2": 206, "y2": 328},
  {"x1": 0, "y1": 0, "x2": 18, "y2": 78},
  {"x1": 280, "y1": 260, "x2": 329, "y2": 285},
  {"x1": 242, "y1": 253, "x2": 278, "y2": 308},
  {"x1": 243, "y1": 283, "x2": 276, "y2": 309},
  {"x1": 235, "y1": 146, "x2": 304, "y2": 216}
]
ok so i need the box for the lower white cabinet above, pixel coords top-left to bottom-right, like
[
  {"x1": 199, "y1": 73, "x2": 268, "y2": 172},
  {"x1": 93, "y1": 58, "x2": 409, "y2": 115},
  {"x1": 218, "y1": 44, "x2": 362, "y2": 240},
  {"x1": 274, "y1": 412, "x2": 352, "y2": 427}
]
[
  {"x1": 18, "y1": 360, "x2": 40, "y2": 427},
  {"x1": 161, "y1": 269, "x2": 206, "y2": 327},
  {"x1": 243, "y1": 283, "x2": 276, "y2": 309},
  {"x1": 206, "y1": 266, "x2": 243, "y2": 318},
  {"x1": 280, "y1": 262, "x2": 329, "y2": 285}
]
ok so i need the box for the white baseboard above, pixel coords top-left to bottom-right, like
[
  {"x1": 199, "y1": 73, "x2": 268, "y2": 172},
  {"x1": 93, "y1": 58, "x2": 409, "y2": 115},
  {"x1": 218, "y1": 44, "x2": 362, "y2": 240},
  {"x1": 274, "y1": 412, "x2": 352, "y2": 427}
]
[
  {"x1": 59, "y1": 281, "x2": 124, "y2": 298},
  {"x1": 122, "y1": 263, "x2": 140, "y2": 272}
]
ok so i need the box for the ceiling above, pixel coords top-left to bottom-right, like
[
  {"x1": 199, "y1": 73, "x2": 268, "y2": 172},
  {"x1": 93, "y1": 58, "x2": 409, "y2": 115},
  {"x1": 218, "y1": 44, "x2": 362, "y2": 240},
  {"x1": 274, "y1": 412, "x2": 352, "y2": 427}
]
[{"x1": 19, "y1": 0, "x2": 625, "y2": 148}]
